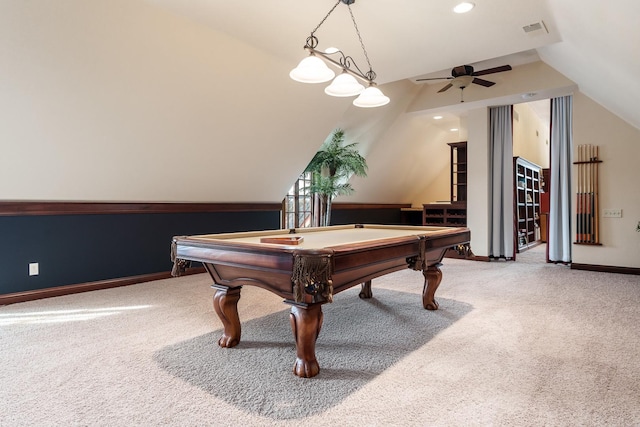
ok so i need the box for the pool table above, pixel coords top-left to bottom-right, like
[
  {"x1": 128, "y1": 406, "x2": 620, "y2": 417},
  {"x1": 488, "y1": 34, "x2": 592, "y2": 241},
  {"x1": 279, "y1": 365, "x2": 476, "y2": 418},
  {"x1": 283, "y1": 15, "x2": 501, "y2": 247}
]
[{"x1": 171, "y1": 224, "x2": 470, "y2": 378}]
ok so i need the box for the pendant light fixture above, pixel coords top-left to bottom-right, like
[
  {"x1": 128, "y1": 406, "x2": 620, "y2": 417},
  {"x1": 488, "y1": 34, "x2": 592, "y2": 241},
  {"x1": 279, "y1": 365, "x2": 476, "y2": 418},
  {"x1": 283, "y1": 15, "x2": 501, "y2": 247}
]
[{"x1": 289, "y1": 0, "x2": 389, "y2": 108}]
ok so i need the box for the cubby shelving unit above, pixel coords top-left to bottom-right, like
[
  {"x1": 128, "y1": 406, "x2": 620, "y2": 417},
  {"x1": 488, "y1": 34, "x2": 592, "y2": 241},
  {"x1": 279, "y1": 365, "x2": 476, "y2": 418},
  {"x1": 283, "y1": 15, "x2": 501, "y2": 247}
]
[
  {"x1": 514, "y1": 157, "x2": 542, "y2": 252},
  {"x1": 449, "y1": 141, "x2": 467, "y2": 203},
  {"x1": 422, "y1": 204, "x2": 467, "y2": 226}
]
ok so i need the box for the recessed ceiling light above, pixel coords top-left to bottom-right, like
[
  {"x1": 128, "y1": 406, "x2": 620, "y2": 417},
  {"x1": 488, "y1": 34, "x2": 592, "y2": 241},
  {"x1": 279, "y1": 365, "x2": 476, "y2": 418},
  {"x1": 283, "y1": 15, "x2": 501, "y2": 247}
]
[
  {"x1": 433, "y1": 115, "x2": 443, "y2": 120},
  {"x1": 450, "y1": 128, "x2": 459, "y2": 132},
  {"x1": 453, "y1": 2, "x2": 475, "y2": 13}
]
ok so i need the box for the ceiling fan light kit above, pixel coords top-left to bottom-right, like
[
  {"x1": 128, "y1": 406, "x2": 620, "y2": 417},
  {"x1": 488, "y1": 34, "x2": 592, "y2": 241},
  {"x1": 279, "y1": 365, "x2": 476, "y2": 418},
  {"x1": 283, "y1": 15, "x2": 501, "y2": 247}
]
[
  {"x1": 451, "y1": 75, "x2": 474, "y2": 89},
  {"x1": 417, "y1": 64, "x2": 513, "y2": 102},
  {"x1": 289, "y1": 0, "x2": 389, "y2": 108}
]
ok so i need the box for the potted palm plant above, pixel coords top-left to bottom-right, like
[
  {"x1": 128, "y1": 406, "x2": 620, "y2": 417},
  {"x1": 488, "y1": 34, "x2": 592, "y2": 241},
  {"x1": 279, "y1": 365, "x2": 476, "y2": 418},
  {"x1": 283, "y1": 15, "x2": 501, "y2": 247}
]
[{"x1": 304, "y1": 129, "x2": 368, "y2": 227}]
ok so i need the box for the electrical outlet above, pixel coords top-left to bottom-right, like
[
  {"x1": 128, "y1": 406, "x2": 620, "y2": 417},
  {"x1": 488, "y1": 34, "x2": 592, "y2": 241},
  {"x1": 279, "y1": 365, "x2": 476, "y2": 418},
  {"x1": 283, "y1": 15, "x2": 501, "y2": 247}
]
[
  {"x1": 29, "y1": 262, "x2": 39, "y2": 276},
  {"x1": 603, "y1": 209, "x2": 622, "y2": 218}
]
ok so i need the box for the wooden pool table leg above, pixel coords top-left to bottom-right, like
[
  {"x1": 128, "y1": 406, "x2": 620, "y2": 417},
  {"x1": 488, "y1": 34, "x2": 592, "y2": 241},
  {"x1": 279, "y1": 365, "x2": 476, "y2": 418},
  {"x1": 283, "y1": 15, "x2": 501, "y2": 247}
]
[
  {"x1": 212, "y1": 286, "x2": 242, "y2": 348},
  {"x1": 422, "y1": 265, "x2": 442, "y2": 310},
  {"x1": 289, "y1": 303, "x2": 323, "y2": 378},
  {"x1": 359, "y1": 280, "x2": 373, "y2": 299}
]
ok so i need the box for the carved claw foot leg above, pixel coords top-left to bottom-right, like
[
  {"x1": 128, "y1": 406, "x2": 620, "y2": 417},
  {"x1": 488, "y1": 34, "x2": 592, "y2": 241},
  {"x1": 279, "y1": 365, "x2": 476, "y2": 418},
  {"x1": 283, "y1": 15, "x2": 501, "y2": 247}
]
[
  {"x1": 422, "y1": 265, "x2": 442, "y2": 310},
  {"x1": 359, "y1": 280, "x2": 372, "y2": 299},
  {"x1": 212, "y1": 286, "x2": 242, "y2": 348},
  {"x1": 289, "y1": 304, "x2": 323, "y2": 378}
]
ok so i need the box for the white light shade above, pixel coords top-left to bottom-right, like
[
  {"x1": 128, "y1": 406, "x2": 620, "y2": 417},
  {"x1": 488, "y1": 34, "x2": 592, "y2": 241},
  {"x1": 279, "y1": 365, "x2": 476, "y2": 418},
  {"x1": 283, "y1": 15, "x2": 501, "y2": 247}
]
[
  {"x1": 452, "y1": 75, "x2": 474, "y2": 89},
  {"x1": 289, "y1": 55, "x2": 335, "y2": 83},
  {"x1": 353, "y1": 85, "x2": 390, "y2": 108},
  {"x1": 324, "y1": 72, "x2": 365, "y2": 97}
]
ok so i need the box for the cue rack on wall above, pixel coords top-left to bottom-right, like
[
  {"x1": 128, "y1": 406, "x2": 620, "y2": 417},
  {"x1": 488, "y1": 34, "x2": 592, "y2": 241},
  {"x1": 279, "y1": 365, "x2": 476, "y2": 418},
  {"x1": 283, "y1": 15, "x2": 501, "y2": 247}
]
[{"x1": 574, "y1": 144, "x2": 602, "y2": 245}]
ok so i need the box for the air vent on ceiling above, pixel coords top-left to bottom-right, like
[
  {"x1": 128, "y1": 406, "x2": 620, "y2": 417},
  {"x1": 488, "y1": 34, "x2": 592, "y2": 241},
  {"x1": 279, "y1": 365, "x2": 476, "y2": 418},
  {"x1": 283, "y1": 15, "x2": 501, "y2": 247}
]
[{"x1": 522, "y1": 21, "x2": 549, "y2": 35}]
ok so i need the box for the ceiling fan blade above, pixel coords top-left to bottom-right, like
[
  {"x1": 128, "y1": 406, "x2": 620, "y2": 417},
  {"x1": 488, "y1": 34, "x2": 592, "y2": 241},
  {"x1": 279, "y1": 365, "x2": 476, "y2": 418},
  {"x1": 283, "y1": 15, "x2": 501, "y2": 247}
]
[
  {"x1": 438, "y1": 83, "x2": 453, "y2": 93},
  {"x1": 472, "y1": 65, "x2": 512, "y2": 76},
  {"x1": 472, "y1": 78, "x2": 495, "y2": 87},
  {"x1": 416, "y1": 77, "x2": 452, "y2": 82}
]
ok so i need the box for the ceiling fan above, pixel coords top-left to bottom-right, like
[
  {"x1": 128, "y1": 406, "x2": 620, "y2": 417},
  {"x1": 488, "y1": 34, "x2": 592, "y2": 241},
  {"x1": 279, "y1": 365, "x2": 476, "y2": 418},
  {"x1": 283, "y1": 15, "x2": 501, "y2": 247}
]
[{"x1": 416, "y1": 64, "x2": 512, "y2": 101}]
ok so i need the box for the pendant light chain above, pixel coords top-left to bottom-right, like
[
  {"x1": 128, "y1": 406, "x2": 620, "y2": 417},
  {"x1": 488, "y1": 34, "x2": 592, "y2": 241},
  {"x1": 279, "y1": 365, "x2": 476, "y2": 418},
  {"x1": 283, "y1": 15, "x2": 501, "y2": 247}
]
[
  {"x1": 347, "y1": 3, "x2": 374, "y2": 78},
  {"x1": 311, "y1": 0, "x2": 342, "y2": 36}
]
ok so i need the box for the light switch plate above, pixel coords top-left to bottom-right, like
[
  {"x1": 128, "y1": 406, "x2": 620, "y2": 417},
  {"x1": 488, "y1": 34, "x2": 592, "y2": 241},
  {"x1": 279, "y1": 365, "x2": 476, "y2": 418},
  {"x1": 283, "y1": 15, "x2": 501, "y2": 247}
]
[
  {"x1": 603, "y1": 209, "x2": 622, "y2": 218},
  {"x1": 29, "y1": 262, "x2": 39, "y2": 276}
]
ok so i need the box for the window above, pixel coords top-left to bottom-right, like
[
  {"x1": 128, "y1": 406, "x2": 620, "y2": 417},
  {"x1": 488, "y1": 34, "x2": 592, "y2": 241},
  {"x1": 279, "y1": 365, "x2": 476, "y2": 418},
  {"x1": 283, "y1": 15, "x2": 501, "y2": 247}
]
[{"x1": 282, "y1": 172, "x2": 317, "y2": 228}]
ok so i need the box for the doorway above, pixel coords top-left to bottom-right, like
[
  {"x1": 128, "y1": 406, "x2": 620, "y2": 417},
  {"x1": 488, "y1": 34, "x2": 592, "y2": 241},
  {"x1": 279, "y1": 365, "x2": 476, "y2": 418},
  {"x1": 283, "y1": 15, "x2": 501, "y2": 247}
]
[{"x1": 512, "y1": 99, "x2": 551, "y2": 260}]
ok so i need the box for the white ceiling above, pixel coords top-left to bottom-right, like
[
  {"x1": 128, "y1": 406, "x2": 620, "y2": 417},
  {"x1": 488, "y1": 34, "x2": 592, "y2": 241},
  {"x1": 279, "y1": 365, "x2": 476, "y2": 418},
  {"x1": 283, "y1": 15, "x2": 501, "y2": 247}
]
[{"x1": 145, "y1": 0, "x2": 640, "y2": 130}]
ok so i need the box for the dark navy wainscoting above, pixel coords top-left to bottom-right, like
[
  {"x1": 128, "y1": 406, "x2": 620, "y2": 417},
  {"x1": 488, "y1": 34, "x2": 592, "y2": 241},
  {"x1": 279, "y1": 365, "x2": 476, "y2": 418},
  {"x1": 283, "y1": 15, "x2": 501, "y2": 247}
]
[
  {"x1": 0, "y1": 211, "x2": 279, "y2": 295},
  {"x1": 331, "y1": 208, "x2": 403, "y2": 226},
  {"x1": 0, "y1": 204, "x2": 406, "y2": 297}
]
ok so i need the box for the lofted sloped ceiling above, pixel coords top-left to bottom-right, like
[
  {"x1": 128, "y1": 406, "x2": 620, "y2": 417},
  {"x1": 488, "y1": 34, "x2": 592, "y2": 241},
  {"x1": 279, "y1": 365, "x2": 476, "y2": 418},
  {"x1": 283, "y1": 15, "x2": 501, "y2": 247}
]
[
  {"x1": 145, "y1": 0, "x2": 640, "y2": 130},
  {"x1": 2, "y1": 0, "x2": 636, "y2": 205}
]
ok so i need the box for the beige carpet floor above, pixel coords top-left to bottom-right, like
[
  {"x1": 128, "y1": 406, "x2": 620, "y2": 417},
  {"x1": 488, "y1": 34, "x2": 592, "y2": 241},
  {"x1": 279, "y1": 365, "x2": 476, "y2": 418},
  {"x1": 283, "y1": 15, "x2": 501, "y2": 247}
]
[{"x1": 1, "y1": 245, "x2": 639, "y2": 426}]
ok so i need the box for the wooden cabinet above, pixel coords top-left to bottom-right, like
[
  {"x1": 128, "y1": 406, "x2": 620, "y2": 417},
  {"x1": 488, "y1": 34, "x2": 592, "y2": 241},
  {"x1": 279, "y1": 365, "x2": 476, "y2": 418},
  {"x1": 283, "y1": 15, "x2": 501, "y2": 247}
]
[
  {"x1": 400, "y1": 207, "x2": 423, "y2": 225},
  {"x1": 514, "y1": 157, "x2": 542, "y2": 252},
  {"x1": 422, "y1": 203, "x2": 467, "y2": 226},
  {"x1": 540, "y1": 213, "x2": 548, "y2": 243}
]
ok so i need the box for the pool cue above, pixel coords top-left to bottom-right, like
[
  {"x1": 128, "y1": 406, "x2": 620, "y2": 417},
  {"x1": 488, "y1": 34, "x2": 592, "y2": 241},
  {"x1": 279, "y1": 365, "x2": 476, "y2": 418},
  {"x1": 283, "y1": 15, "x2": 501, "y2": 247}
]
[
  {"x1": 582, "y1": 145, "x2": 587, "y2": 243},
  {"x1": 582, "y1": 145, "x2": 589, "y2": 243},
  {"x1": 590, "y1": 145, "x2": 595, "y2": 242},
  {"x1": 583, "y1": 145, "x2": 588, "y2": 242},
  {"x1": 577, "y1": 145, "x2": 583, "y2": 242},
  {"x1": 586, "y1": 145, "x2": 591, "y2": 242},
  {"x1": 594, "y1": 145, "x2": 600, "y2": 243},
  {"x1": 576, "y1": 146, "x2": 579, "y2": 242},
  {"x1": 576, "y1": 145, "x2": 580, "y2": 242},
  {"x1": 589, "y1": 145, "x2": 596, "y2": 243},
  {"x1": 585, "y1": 145, "x2": 589, "y2": 243},
  {"x1": 592, "y1": 145, "x2": 598, "y2": 243}
]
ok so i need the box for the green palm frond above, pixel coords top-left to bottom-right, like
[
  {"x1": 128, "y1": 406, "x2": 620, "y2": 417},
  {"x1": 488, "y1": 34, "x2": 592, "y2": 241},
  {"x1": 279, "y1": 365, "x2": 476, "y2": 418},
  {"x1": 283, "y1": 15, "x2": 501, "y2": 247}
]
[
  {"x1": 304, "y1": 129, "x2": 368, "y2": 180},
  {"x1": 306, "y1": 174, "x2": 354, "y2": 199},
  {"x1": 303, "y1": 128, "x2": 368, "y2": 226}
]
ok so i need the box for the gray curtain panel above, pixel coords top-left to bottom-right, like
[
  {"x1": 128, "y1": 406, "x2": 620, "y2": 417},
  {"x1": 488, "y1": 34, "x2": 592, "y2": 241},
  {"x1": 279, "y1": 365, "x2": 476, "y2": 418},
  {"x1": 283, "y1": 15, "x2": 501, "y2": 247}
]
[
  {"x1": 488, "y1": 105, "x2": 514, "y2": 259},
  {"x1": 549, "y1": 95, "x2": 573, "y2": 263}
]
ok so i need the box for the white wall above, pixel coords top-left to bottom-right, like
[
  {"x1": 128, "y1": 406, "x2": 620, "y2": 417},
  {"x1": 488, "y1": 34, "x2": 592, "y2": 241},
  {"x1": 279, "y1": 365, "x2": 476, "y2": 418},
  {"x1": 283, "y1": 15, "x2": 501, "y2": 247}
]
[
  {"x1": 466, "y1": 109, "x2": 491, "y2": 257},
  {"x1": 344, "y1": 112, "x2": 457, "y2": 205},
  {"x1": 572, "y1": 92, "x2": 640, "y2": 268},
  {"x1": 418, "y1": 93, "x2": 640, "y2": 268},
  {"x1": 0, "y1": 0, "x2": 351, "y2": 202},
  {"x1": 513, "y1": 102, "x2": 550, "y2": 168}
]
